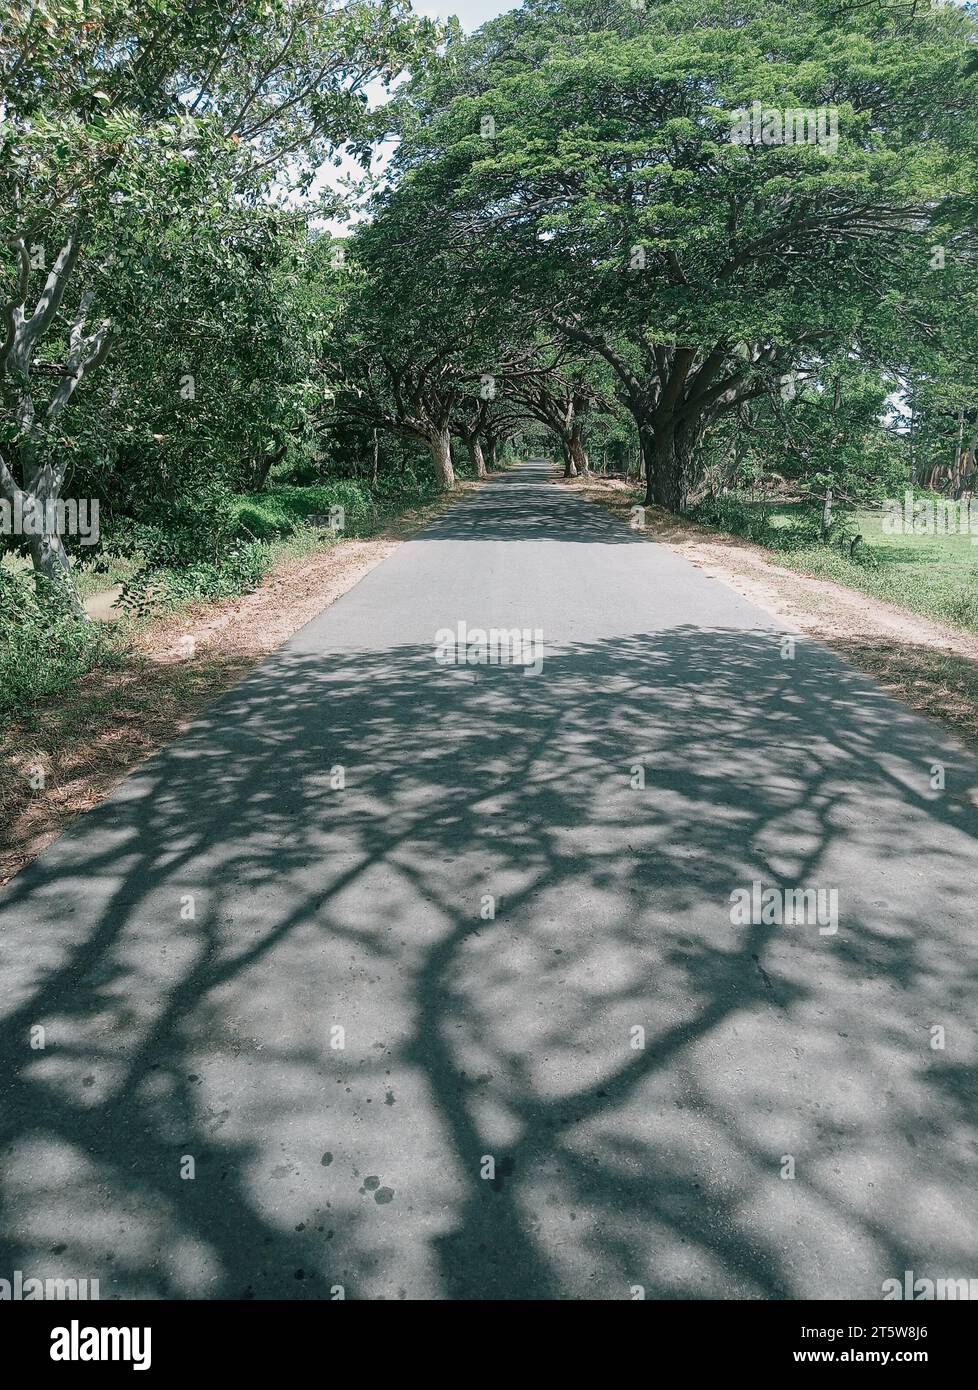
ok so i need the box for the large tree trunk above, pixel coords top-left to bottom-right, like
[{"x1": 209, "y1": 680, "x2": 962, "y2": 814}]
[
  {"x1": 27, "y1": 526, "x2": 86, "y2": 617},
  {"x1": 644, "y1": 422, "x2": 696, "y2": 512},
  {"x1": 428, "y1": 429, "x2": 456, "y2": 488},
  {"x1": 639, "y1": 422, "x2": 656, "y2": 503},
  {"x1": 0, "y1": 235, "x2": 111, "y2": 611},
  {"x1": 561, "y1": 440, "x2": 577, "y2": 477},
  {"x1": 254, "y1": 442, "x2": 286, "y2": 491},
  {"x1": 484, "y1": 436, "x2": 498, "y2": 470},
  {"x1": 957, "y1": 421, "x2": 978, "y2": 499},
  {"x1": 568, "y1": 427, "x2": 588, "y2": 476},
  {"x1": 0, "y1": 454, "x2": 88, "y2": 618},
  {"x1": 467, "y1": 437, "x2": 487, "y2": 478}
]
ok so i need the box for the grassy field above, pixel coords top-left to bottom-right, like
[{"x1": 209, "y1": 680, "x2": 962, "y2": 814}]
[{"x1": 708, "y1": 497, "x2": 978, "y2": 635}]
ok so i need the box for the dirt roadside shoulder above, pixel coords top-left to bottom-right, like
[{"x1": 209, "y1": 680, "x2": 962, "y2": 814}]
[{"x1": 557, "y1": 472, "x2": 978, "y2": 757}]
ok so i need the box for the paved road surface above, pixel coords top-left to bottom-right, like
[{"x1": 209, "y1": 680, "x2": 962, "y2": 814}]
[{"x1": 1, "y1": 460, "x2": 977, "y2": 1299}]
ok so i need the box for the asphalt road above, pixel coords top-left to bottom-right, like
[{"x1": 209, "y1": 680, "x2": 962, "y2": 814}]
[{"x1": 1, "y1": 459, "x2": 977, "y2": 1300}]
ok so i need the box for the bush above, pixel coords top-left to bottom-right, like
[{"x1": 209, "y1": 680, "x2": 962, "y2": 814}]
[
  {"x1": 232, "y1": 482, "x2": 376, "y2": 540},
  {"x1": 128, "y1": 543, "x2": 268, "y2": 611},
  {"x1": 113, "y1": 484, "x2": 269, "y2": 614},
  {"x1": 690, "y1": 495, "x2": 781, "y2": 546},
  {"x1": 0, "y1": 566, "x2": 113, "y2": 717},
  {"x1": 99, "y1": 471, "x2": 447, "y2": 619},
  {"x1": 115, "y1": 484, "x2": 241, "y2": 566},
  {"x1": 371, "y1": 468, "x2": 442, "y2": 506},
  {"x1": 690, "y1": 493, "x2": 861, "y2": 553}
]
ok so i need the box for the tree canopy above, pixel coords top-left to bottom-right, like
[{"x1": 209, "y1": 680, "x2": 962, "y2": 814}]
[{"x1": 3, "y1": 0, "x2": 978, "y2": 612}]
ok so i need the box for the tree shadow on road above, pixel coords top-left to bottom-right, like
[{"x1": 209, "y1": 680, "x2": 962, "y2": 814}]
[
  {"x1": 1, "y1": 624, "x2": 977, "y2": 1298},
  {"x1": 414, "y1": 460, "x2": 647, "y2": 545}
]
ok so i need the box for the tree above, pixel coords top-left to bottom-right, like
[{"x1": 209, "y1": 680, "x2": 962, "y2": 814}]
[
  {"x1": 507, "y1": 354, "x2": 612, "y2": 476},
  {"x1": 328, "y1": 189, "x2": 535, "y2": 487},
  {"x1": 0, "y1": 0, "x2": 439, "y2": 603},
  {"x1": 389, "y1": 0, "x2": 978, "y2": 509}
]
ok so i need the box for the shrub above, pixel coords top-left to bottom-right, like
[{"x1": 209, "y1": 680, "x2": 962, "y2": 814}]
[
  {"x1": 0, "y1": 566, "x2": 113, "y2": 717},
  {"x1": 114, "y1": 484, "x2": 266, "y2": 614},
  {"x1": 691, "y1": 493, "x2": 859, "y2": 553},
  {"x1": 231, "y1": 482, "x2": 376, "y2": 540},
  {"x1": 690, "y1": 495, "x2": 779, "y2": 545}
]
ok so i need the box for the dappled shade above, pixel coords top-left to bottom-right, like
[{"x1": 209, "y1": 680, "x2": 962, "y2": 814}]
[{"x1": 1, "y1": 466, "x2": 977, "y2": 1299}]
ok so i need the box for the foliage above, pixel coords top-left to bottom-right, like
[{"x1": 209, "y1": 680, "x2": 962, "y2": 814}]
[
  {"x1": 232, "y1": 482, "x2": 377, "y2": 540},
  {"x1": 0, "y1": 0, "x2": 442, "y2": 609},
  {"x1": 384, "y1": 0, "x2": 978, "y2": 506},
  {"x1": 5, "y1": 0, "x2": 978, "y2": 700},
  {"x1": 691, "y1": 493, "x2": 830, "y2": 550},
  {"x1": 0, "y1": 566, "x2": 113, "y2": 714}
]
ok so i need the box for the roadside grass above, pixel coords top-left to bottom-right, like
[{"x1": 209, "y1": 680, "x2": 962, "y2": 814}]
[
  {"x1": 775, "y1": 506, "x2": 978, "y2": 634},
  {"x1": 232, "y1": 475, "x2": 452, "y2": 542},
  {"x1": 0, "y1": 530, "x2": 340, "y2": 724},
  {"x1": 0, "y1": 549, "x2": 140, "y2": 601},
  {"x1": 232, "y1": 481, "x2": 379, "y2": 540},
  {"x1": 0, "y1": 593, "x2": 124, "y2": 718},
  {"x1": 562, "y1": 472, "x2": 978, "y2": 754},
  {"x1": 690, "y1": 495, "x2": 978, "y2": 637}
]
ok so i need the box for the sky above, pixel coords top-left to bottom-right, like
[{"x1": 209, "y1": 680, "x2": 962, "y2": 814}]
[
  {"x1": 312, "y1": 0, "x2": 522, "y2": 230},
  {"x1": 413, "y1": 0, "x2": 517, "y2": 27}
]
